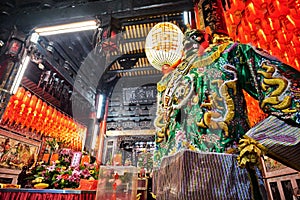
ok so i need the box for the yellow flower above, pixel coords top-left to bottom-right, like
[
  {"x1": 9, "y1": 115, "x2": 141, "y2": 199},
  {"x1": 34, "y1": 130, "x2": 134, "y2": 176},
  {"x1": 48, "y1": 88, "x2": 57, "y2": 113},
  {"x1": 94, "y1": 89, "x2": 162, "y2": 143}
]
[
  {"x1": 89, "y1": 170, "x2": 94, "y2": 174},
  {"x1": 34, "y1": 183, "x2": 49, "y2": 189},
  {"x1": 33, "y1": 177, "x2": 44, "y2": 183},
  {"x1": 62, "y1": 166, "x2": 66, "y2": 170}
]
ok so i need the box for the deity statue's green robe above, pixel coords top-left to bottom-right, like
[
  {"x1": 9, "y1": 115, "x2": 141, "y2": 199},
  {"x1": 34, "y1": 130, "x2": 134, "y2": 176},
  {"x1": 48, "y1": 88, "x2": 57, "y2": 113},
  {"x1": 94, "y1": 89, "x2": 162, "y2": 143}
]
[{"x1": 153, "y1": 41, "x2": 300, "y2": 170}]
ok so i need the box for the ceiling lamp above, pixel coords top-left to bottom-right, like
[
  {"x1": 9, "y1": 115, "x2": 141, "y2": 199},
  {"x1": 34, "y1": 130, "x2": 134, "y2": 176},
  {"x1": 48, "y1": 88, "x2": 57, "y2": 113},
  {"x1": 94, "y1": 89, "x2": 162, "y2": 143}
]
[
  {"x1": 34, "y1": 20, "x2": 98, "y2": 36},
  {"x1": 145, "y1": 22, "x2": 184, "y2": 71}
]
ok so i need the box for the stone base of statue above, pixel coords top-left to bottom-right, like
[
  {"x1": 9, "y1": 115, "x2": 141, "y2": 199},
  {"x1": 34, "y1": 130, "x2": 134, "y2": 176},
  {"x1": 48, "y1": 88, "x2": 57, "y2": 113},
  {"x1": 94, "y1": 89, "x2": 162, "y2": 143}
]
[{"x1": 152, "y1": 150, "x2": 260, "y2": 200}]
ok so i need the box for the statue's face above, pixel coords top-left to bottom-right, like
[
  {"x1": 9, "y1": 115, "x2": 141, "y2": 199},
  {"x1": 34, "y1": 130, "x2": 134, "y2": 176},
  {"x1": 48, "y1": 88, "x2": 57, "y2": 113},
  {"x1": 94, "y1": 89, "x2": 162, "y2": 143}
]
[
  {"x1": 184, "y1": 29, "x2": 205, "y2": 47},
  {"x1": 183, "y1": 29, "x2": 210, "y2": 53},
  {"x1": 185, "y1": 29, "x2": 206, "y2": 44}
]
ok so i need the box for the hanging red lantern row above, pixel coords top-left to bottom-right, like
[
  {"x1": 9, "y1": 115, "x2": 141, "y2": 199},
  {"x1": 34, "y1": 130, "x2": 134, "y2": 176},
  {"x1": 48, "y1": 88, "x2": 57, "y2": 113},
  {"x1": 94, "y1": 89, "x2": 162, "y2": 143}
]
[
  {"x1": 225, "y1": 0, "x2": 300, "y2": 71},
  {"x1": 0, "y1": 87, "x2": 86, "y2": 151},
  {"x1": 224, "y1": 0, "x2": 300, "y2": 127}
]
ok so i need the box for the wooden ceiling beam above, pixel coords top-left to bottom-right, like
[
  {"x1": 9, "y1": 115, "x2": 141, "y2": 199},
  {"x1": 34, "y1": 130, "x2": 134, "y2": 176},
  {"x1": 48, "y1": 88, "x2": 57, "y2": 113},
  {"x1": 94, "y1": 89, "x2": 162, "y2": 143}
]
[{"x1": 0, "y1": 0, "x2": 194, "y2": 32}]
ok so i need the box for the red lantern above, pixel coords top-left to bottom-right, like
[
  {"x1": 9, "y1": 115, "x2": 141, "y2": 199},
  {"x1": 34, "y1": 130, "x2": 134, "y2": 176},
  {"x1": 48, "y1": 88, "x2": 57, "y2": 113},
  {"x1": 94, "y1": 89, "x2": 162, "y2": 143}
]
[
  {"x1": 35, "y1": 102, "x2": 48, "y2": 133},
  {"x1": 13, "y1": 90, "x2": 32, "y2": 127},
  {"x1": 28, "y1": 95, "x2": 38, "y2": 112},
  {"x1": 294, "y1": 46, "x2": 300, "y2": 55},
  {"x1": 269, "y1": 40, "x2": 282, "y2": 55},
  {"x1": 245, "y1": 2, "x2": 264, "y2": 25},
  {"x1": 40, "y1": 102, "x2": 48, "y2": 115},
  {"x1": 34, "y1": 98, "x2": 43, "y2": 114},
  {"x1": 249, "y1": 31, "x2": 259, "y2": 43},
  {"x1": 48, "y1": 108, "x2": 57, "y2": 128},
  {"x1": 27, "y1": 98, "x2": 43, "y2": 131},
  {"x1": 287, "y1": 14, "x2": 300, "y2": 29},
  {"x1": 1, "y1": 87, "x2": 24, "y2": 125},
  {"x1": 45, "y1": 106, "x2": 53, "y2": 123},
  {"x1": 236, "y1": 26, "x2": 247, "y2": 43},
  {"x1": 251, "y1": 0, "x2": 271, "y2": 14},
  {"x1": 294, "y1": 57, "x2": 300, "y2": 70},
  {"x1": 20, "y1": 91, "x2": 31, "y2": 114},
  {"x1": 233, "y1": 10, "x2": 243, "y2": 24},
  {"x1": 21, "y1": 95, "x2": 38, "y2": 129},
  {"x1": 277, "y1": 29, "x2": 293, "y2": 44},
  {"x1": 292, "y1": 28, "x2": 300, "y2": 47},
  {"x1": 257, "y1": 29, "x2": 270, "y2": 49},
  {"x1": 54, "y1": 111, "x2": 62, "y2": 134},
  {"x1": 267, "y1": 0, "x2": 290, "y2": 19},
  {"x1": 13, "y1": 87, "x2": 26, "y2": 105}
]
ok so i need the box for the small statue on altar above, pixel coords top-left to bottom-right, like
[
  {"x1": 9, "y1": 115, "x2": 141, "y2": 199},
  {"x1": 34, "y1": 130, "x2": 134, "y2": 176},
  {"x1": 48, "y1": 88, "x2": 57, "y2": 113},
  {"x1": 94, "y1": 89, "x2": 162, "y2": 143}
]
[
  {"x1": 0, "y1": 138, "x2": 12, "y2": 167},
  {"x1": 17, "y1": 166, "x2": 28, "y2": 188}
]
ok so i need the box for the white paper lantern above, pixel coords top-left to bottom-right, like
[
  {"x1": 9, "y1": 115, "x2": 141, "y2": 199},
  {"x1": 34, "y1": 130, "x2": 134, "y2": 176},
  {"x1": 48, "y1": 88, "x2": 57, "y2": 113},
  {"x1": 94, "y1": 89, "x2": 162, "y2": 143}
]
[{"x1": 145, "y1": 22, "x2": 184, "y2": 71}]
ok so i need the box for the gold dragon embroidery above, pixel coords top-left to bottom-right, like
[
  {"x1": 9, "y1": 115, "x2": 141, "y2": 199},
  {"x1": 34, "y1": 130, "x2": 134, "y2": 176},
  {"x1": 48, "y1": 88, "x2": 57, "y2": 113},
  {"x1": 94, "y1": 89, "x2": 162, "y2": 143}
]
[{"x1": 258, "y1": 62, "x2": 296, "y2": 113}]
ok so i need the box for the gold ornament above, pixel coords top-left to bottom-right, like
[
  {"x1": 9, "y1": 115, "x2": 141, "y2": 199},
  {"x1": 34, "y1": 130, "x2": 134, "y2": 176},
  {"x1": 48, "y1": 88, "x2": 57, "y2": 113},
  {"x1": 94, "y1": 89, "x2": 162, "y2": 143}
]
[{"x1": 237, "y1": 136, "x2": 268, "y2": 169}]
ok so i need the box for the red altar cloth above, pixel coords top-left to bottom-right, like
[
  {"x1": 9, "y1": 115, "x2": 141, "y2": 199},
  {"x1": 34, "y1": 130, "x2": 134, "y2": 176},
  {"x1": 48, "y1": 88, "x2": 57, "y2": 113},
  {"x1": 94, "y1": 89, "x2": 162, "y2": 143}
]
[{"x1": 0, "y1": 188, "x2": 96, "y2": 200}]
